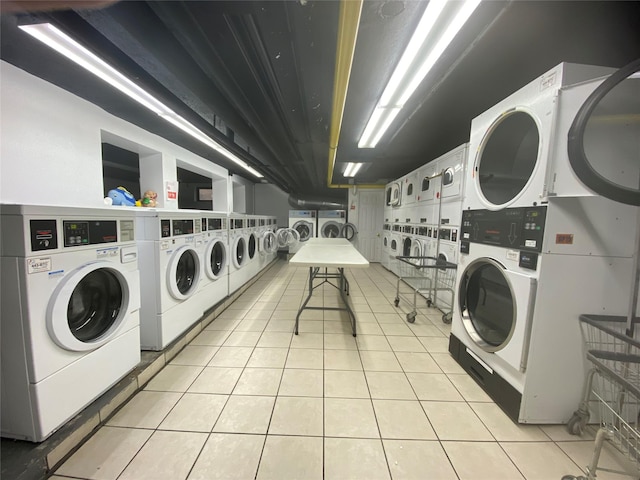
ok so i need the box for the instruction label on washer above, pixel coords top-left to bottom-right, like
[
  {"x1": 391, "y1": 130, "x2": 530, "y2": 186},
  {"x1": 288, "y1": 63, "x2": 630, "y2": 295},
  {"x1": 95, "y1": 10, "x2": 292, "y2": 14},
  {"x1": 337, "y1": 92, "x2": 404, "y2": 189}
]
[
  {"x1": 506, "y1": 250, "x2": 519, "y2": 261},
  {"x1": 556, "y1": 234, "x2": 574, "y2": 245},
  {"x1": 96, "y1": 247, "x2": 119, "y2": 258},
  {"x1": 28, "y1": 257, "x2": 51, "y2": 274}
]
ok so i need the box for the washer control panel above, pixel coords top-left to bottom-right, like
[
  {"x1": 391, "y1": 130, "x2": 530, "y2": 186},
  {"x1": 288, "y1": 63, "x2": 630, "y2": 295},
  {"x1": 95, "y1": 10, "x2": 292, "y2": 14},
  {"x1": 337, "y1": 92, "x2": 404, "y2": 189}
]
[{"x1": 460, "y1": 206, "x2": 546, "y2": 253}]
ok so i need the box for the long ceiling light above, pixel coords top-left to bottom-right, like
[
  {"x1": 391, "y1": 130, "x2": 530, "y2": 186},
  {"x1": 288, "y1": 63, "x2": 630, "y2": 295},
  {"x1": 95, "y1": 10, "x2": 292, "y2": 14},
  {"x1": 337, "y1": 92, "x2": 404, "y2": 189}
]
[
  {"x1": 18, "y1": 22, "x2": 264, "y2": 179},
  {"x1": 358, "y1": 0, "x2": 481, "y2": 149},
  {"x1": 343, "y1": 162, "x2": 363, "y2": 177}
]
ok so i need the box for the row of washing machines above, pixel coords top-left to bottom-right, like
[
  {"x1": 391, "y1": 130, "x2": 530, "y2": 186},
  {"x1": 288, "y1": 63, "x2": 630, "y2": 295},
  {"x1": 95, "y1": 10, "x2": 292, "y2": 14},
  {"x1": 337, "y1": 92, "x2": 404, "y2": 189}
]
[
  {"x1": 288, "y1": 209, "x2": 357, "y2": 254},
  {"x1": 0, "y1": 205, "x2": 278, "y2": 442},
  {"x1": 386, "y1": 62, "x2": 639, "y2": 426}
]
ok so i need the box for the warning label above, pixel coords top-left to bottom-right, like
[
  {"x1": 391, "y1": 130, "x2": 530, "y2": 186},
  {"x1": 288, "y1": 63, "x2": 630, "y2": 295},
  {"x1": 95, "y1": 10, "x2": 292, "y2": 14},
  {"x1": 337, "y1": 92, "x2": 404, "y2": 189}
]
[{"x1": 555, "y1": 234, "x2": 574, "y2": 245}]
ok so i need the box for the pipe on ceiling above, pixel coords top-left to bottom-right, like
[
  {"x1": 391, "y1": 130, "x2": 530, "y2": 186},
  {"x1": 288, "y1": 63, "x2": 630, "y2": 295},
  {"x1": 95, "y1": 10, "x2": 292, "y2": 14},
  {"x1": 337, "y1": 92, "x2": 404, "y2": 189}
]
[
  {"x1": 326, "y1": 0, "x2": 383, "y2": 190},
  {"x1": 288, "y1": 194, "x2": 347, "y2": 211}
]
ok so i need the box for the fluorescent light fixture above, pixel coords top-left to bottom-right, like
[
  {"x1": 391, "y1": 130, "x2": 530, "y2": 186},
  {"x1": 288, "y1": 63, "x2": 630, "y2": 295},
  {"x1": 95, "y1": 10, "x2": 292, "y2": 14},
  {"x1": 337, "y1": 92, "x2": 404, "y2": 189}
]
[
  {"x1": 358, "y1": 0, "x2": 481, "y2": 148},
  {"x1": 19, "y1": 22, "x2": 264, "y2": 179},
  {"x1": 343, "y1": 162, "x2": 364, "y2": 177}
]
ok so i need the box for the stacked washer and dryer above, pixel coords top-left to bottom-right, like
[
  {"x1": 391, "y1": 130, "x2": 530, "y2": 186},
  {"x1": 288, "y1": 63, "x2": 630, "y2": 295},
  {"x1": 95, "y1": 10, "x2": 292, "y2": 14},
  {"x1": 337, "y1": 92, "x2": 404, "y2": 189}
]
[
  {"x1": 1, "y1": 205, "x2": 141, "y2": 441},
  {"x1": 136, "y1": 209, "x2": 205, "y2": 351},
  {"x1": 448, "y1": 62, "x2": 639, "y2": 424}
]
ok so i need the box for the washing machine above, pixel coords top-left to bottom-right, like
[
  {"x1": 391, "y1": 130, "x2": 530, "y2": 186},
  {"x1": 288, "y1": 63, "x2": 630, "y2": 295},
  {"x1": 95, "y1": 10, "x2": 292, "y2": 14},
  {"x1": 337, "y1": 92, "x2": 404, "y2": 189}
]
[
  {"x1": 318, "y1": 210, "x2": 346, "y2": 238},
  {"x1": 382, "y1": 223, "x2": 392, "y2": 270},
  {"x1": 193, "y1": 212, "x2": 228, "y2": 315},
  {"x1": 400, "y1": 224, "x2": 414, "y2": 258},
  {"x1": 1, "y1": 204, "x2": 141, "y2": 441},
  {"x1": 288, "y1": 210, "x2": 316, "y2": 254},
  {"x1": 464, "y1": 63, "x2": 615, "y2": 212},
  {"x1": 257, "y1": 216, "x2": 278, "y2": 273},
  {"x1": 244, "y1": 216, "x2": 259, "y2": 277},
  {"x1": 228, "y1": 214, "x2": 250, "y2": 294},
  {"x1": 416, "y1": 162, "x2": 438, "y2": 206},
  {"x1": 449, "y1": 198, "x2": 639, "y2": 424},
  {"x1": 136, "y1": 210, "x2": 204, "y2": 351},
  {"x1": 389, "y1": 224, "x2": 402, "y2": 276}
]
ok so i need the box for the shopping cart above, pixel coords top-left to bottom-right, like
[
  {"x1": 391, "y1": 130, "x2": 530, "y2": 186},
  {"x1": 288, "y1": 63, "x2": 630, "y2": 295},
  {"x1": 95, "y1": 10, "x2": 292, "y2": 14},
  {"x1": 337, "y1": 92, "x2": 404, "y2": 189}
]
[
  {"x1": 564, "y1": 314, "x2": 640, "y2": 480},
  {"x1": 393, "y1": 255, "x2": 457, "y2": 324}
]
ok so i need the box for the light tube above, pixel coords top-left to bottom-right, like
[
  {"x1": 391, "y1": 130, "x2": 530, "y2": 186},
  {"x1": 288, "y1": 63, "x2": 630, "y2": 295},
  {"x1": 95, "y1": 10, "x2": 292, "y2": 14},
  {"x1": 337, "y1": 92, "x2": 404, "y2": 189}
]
[
  {"x1": 19, "y1": 22, "x2": 264, "y2": 178},
  {"x1": 358, "y1": 0, "x2": 481, "y2": 149},
  {"x1": 343, "y1": 162, "x2": 363, "y2": 177}
]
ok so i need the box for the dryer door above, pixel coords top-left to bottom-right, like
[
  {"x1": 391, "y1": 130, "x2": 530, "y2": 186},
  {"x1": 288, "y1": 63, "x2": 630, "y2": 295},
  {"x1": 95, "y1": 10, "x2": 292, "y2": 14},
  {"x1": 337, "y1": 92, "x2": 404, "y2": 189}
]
[
  {"x1": 341, "y1": 223, "x2": 357, "y2": 241},
  {"x1": 205, "y1": 239, "x2": 226, "y2": 280},
  {"x1": 47, "y1": 260, "x2": 138, "y2": 352},
  {"x1": 167, "y1": 245, "x2": 201, "y2": 300},
  {"x1": 474, "y1": 111, "x2": 540, "y2": 208},
  {"x1": 568, "y1": 58, "x2": 640, "y2": 206},
  {"x1": 458, "y1": 257, "x2": 537, "y2": 372},
  {"x1": 390, "y1": 183, "x2": 402, "y2": 206}
]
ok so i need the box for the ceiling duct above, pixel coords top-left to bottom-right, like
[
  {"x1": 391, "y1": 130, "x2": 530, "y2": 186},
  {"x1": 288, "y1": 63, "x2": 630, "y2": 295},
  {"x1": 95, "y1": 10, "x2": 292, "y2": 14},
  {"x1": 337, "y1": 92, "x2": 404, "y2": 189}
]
[{"x1": 288, "y1": 194, "x2": 347, "y2": 211}]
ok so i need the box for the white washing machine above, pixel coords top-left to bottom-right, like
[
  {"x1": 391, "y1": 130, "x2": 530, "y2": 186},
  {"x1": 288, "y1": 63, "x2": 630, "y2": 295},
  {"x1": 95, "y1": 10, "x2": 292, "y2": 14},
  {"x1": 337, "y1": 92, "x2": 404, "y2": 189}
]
[
  {"x1": 228, "y1": 214, "x2": 250, "y2": 294},
  {"x1": 389, "y1": 225, "x2": 402, "y2": 276},
  {"x1": 136, "y1": 210, "x2": 204, "y2": 351},
  {"x1": 381, "y1": 223, "x2": 392, "y2": 270},
  {"x1": 288, "y1": 210, "x2": 316, "y2": 254},
  {"x1": 1, "y1": 205, "x2": 141, "y2": 441},
  {"x1": 436, "y1": 143, "x2": 467, "y2": 202},
  {"x1": 244, "y1": 216, "x2": 259, "y2": 277},
  {"x1": 400, "y1": 225, "x2": 414, "y2": 258},
  {"x1": 464, "y1": 63, "x2": 615, "y2": 212},
  {"x1": 194, "y1": 213, "x2": 229, "y2": 316},
  {"x1": 450, "y1": 198, "x2": 639, "y2": 424},
  {"x1": 318, "y1": 210, "x2": 346, "y2": 238},
  {"x1": 258, "y1": 217, "x2": 278, "y2": 270}
]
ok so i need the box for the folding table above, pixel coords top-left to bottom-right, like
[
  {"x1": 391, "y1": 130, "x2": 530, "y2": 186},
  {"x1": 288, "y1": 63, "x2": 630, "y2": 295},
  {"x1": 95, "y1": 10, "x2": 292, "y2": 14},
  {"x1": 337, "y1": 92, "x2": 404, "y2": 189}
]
[{"x1": 289, "y1": 238, "x2": 369, "y2": 336}]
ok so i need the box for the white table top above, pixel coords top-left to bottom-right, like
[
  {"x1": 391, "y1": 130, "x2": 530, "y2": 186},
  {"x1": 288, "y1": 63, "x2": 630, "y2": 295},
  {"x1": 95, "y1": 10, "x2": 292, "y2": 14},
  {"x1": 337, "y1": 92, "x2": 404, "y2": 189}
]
[
  {"x1": 289, "y1": 240, "x2": 370, "y2": 268},
  {"x1": 305, "y1": 237, "x2": 352, "y2": 246}
]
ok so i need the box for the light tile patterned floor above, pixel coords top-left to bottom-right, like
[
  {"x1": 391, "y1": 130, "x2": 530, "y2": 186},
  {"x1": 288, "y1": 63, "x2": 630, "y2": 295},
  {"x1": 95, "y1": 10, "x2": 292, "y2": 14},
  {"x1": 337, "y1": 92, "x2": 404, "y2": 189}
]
[{"x1": 53, "y1": 260, "x2": 638, "y2": 480}]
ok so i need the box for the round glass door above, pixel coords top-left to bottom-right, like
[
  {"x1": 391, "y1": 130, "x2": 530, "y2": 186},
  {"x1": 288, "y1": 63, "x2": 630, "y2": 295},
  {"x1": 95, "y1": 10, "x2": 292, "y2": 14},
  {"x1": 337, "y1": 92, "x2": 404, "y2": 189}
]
[
  {"x1": 207, "y1": 240, "x2": 226, "y2": 279},
  {"x1": 402, "y1": 237, "x2": 412, "y2": 256},
  {"x1": 568, "y1": 59, "x2": 640, "y2": 206},
  {"x1": 68, "y1": 269, "x2": 122, "y2": 342},
  {"x1": 294, "y1": 221, "x2": 311, "y2": 241},
  {"x1": 459, "y1": 259, "x2": 516, "y2": 351},
  {"x1": 477, "y1": 111, "x2": 540, "y2": 206},
  {"x1": 341, "y1": 223, "x2": 357, "y2": 241},
  {"x1": 234, "y1": 237, "x2": 246, "y2": 268},
  {"x1": 248, "y1": 234, "x2": 256, "y2": 259},
  {"x1": 175, "y1": 250, "x2": 198, "y2": 295},
  {"x1": 323, "y1": 222, "x2": 341, "y2": 238}
]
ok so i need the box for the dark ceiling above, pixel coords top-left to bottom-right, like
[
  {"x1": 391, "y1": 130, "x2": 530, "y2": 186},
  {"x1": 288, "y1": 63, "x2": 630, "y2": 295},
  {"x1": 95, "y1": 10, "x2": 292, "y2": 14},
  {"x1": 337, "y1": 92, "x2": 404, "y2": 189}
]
[{"x1": 2, "y1": 1, "x2": 640, "y2": 202}]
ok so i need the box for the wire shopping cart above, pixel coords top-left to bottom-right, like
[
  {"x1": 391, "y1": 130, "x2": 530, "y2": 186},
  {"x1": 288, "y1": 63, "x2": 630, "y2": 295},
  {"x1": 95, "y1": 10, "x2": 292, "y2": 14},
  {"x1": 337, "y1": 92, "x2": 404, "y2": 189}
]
[
  {"x1": 393, "y1": 255, "x2": 457, "y2": 324},
  {"x1": 564, "y1": 314, "x2": 640, "y2": 480}
]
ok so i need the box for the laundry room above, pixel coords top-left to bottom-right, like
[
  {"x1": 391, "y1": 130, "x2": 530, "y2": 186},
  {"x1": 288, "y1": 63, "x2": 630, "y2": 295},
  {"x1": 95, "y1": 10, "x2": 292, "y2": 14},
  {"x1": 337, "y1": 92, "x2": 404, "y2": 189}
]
[{"x1": 1, "y1": 1, "x2": 640, "y2": 480}]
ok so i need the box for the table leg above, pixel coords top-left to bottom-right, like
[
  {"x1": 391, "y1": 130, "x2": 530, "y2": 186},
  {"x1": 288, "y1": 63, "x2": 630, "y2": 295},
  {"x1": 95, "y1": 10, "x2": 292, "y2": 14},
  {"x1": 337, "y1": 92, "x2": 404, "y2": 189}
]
[{"x1": 295, "y1": 266, "x2": 316, "y2": 335}]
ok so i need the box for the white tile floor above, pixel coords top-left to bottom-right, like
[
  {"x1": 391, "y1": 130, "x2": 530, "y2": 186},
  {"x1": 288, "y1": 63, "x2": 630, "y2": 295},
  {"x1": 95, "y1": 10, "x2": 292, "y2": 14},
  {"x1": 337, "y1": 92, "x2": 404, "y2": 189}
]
[{"x1": 52, "y1": 260, "x2": 638, "y2": 480}]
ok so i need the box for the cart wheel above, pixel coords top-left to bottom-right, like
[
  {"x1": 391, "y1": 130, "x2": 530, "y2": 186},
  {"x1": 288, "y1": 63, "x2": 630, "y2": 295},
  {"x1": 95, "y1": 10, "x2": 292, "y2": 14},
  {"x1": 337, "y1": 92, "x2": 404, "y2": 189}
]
[
  {"x1": 426, "y1": 299, "x2": 432, "y2": 307},
  {"x1": 566, "y1": 410, "x2": 589, "y2": 436},
  {"x1": 394, "y1": 298, "x2": 399, "y2": 307},
  {"x1": 406, "y1": 313, "x2": 416, "y2": 323},
  {"x1": 442, "y1": 313, "x2": 452, "y2": 324}
]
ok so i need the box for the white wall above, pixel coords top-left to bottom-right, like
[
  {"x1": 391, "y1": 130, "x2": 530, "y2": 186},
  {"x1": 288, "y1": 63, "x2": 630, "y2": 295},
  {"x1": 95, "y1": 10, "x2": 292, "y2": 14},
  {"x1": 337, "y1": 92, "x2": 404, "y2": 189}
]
[
  {"x1": 0, "y1": 61, "x2": 232, "y2": 209},
  {"x1": 255, "y1": 184, "x2": 291, "y2": 228}
]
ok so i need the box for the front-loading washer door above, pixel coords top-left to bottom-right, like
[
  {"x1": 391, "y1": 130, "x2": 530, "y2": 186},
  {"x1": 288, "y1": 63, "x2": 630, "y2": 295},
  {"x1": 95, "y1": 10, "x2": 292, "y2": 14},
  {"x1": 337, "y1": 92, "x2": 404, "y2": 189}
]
[
  {"x1": 340, "y1": 223, "x2": 357, "y2": 241},
  {"x1": 248, "y1": 233, "x2": 257, "y2": 259},
  {"x1": 205, "y1": 239, "x2": 226, "y2": 280},
  {"x1": 233, "y1": 236, "x2": 247, "y2": 268},
  {"x1": 293, "y1": 221, "x2": 312, "y2": 241},
  {"x1": 261, "y1": 231, "x2": 277, "y2": 255},
  {"x1": 322, "y1": 221, "x2": 342, "y2": 238},
  {"x1": 475, "y1": 110, "x2": 540, "y2": 208},
  {"x1": 46, "y1": 260, "x2": 135, "y2": 352},
  {"x1": 402, "y1": 237, "x2": 412, "y2": 256},
  {"x1": 458, "y1": 257, "x2": 537, "y2": 372},
  {"x1": 167, "y1": 245, "x2": 201, "y2": 300}
]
